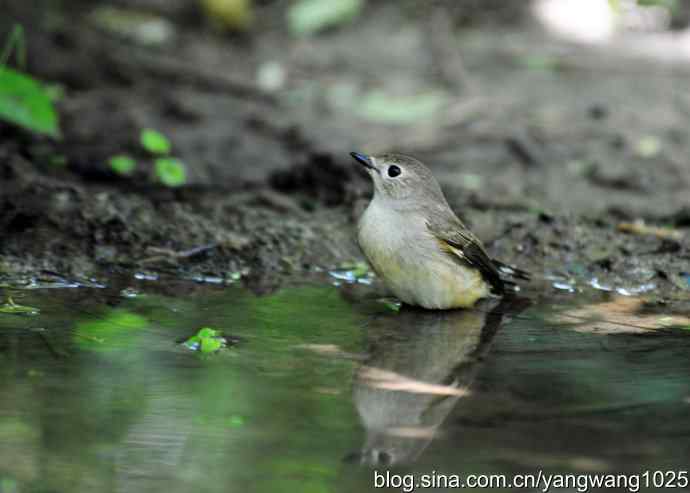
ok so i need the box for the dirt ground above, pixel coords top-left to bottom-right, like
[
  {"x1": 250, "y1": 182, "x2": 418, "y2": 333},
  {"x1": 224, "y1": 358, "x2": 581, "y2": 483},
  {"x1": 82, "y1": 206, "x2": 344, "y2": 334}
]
[{"x1": 1, "y1": 1, "x2": 689, "y2": 303}]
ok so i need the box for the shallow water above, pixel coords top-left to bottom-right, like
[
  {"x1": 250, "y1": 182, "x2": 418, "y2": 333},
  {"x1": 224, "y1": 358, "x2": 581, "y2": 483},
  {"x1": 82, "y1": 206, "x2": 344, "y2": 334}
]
[{"x1": 0, "y1": 277, "x2": 689, "y2": 493}]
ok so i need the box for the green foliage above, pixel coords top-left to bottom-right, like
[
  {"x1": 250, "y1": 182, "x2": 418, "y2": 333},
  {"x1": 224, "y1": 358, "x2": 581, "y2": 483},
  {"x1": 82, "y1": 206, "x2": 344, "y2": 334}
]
[
  {"x1": 288, "y1": 0, "x2": 364, "y2": 36},
  {"x1": 140, "y1": 128, "x2": 171, "y2": 155},
  {"x1": 155, "y1": 157, "x2": 187, "y2": 187},
  {"x1": 109, "y1": 154, "x2": 137, "y2": 175},
  {"x1": 198, "y1": 327, "x2": 218, "y2": 339},
  {"x1": 125, "y1": 128, "x2": 188, "y2": 186},
  {"x1": 202, "y1": 336, "x2": 222, "y2": 353},
  {"x1": 106, "y1": 129, "x2": 187, "y2": 186},
  {"x1": 183, "y1": 327, "x2": 227, "y2": 353},
  {"x1": 0, "y1": 25, "x2": 59, "y2": 138},
  {"x1": 0, "y1": 66, "x2": 60, "y2": 137}
]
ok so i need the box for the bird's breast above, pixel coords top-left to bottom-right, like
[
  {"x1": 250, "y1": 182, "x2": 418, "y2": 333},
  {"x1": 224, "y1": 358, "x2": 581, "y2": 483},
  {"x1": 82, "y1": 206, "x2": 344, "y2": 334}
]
[{"x1": 357, "y1": 204, "x2": 489, "y2": 309}]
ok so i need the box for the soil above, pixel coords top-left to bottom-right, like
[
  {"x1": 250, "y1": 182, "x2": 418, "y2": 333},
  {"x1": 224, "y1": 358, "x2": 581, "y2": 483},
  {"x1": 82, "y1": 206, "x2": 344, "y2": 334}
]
[{"x1": 1, "y1": 1, "x2": 689, "y2": 303}]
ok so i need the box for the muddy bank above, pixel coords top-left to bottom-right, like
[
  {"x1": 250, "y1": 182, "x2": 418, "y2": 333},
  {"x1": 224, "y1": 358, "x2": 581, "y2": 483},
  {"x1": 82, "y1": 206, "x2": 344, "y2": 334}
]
[
  {"x1": 2, "y1": 145, "x2": 688, "y2": 303},
  {"x1": 1, "y1": 0, "x2": 689, "y2": 301},
  {"x1": 0, "y1": 150, "x2": 362, "y2": 291}
]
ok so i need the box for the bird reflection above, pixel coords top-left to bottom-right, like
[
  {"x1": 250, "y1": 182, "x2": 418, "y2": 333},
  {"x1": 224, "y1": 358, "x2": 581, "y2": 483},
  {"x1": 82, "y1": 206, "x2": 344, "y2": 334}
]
[{"x1": 351, "y1": 297, "x2": 528, "y2": 466}]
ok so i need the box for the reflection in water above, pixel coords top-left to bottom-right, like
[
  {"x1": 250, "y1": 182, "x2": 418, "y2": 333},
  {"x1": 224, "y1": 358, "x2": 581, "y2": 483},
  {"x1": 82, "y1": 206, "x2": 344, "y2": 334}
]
[
  {"x1": 1, "y1": 282, "x2": 689, "y2": 492},
  {"x1": 353, "y1": 298, "x2": 529, "y2": 466}
]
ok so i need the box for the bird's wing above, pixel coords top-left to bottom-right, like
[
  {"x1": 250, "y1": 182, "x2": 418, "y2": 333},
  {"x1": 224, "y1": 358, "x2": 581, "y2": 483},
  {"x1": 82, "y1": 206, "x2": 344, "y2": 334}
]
[{"x1": 426, "y1": 217, "x2": 505, "y2": 294}]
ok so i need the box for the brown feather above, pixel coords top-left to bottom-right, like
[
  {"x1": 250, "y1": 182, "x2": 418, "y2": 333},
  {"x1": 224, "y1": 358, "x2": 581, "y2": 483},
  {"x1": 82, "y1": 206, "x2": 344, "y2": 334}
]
[{"x1": 426, "y1": 219, "x2": 505, "y2": 295}]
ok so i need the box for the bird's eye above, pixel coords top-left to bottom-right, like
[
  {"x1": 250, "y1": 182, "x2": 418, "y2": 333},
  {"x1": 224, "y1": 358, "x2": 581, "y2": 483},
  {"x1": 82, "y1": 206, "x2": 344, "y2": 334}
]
[{"x1": 387, "y1": 165, "x2": 401, "y2": 178}]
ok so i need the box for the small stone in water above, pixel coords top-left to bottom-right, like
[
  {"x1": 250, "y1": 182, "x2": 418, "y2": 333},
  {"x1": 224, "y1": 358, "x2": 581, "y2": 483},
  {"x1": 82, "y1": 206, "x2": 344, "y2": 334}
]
[
  {"x1": 616, "y1": 283, "x2": 656, "y2": 296},
  {"x1": 120, "y1": 287, "x2": 140, "y2": 298},
  {"x1": 134, "y1": 272, "x2": 159, "y2": 281},
  {"x1": 589, "y1": 278, "x2": 612, "y2": 291},
  {"x1": 329, "y1": 261, "x2": 373, "y2": 285},
  {"x1": 553, "y1": 282, "x2": 576, "y2": 292},
  {"x1": 190, "y1": 274, "x2": 224, "y2": 284}
]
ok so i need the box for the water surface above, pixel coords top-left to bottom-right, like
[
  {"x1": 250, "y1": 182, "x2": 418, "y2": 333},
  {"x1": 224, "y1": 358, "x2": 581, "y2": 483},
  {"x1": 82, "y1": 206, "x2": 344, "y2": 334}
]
[{"x1": 0, "y1": 278, "x2": 688, "y2": 492}]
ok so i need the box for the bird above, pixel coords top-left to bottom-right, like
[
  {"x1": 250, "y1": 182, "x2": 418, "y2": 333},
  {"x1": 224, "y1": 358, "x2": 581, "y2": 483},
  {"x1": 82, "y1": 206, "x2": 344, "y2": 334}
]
[{"x1": 351, "y1": 152, "x2": 529, "y2": 310}]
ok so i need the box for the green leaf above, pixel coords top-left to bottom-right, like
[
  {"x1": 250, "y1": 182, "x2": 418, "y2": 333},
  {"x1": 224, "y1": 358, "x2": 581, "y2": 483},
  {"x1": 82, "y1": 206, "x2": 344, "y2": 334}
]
[
  {"x1": 197, "y1": 327, "x2": 219, "y2": 338},
  {"x1": 288, "y1": 0, "x2": 363, "y2": 36},
  {"x1": 109, "y1": 154, "x2": 136, "y2": 175},
  {"x1": 155, "y1": 157, "x2": 187, "y2": 187},
  {"x1": 201, "y1": 336, "x2": 223, "y2": 353},
  {"x1": 140, "y1": 128, "x2": 171, "y2": 154},
  {"x1": 0, "y1": 66, "x2": 60, "y2": 137},
  {"x1": 183, "y1": 326, "x2": 226, "y2": 353}
]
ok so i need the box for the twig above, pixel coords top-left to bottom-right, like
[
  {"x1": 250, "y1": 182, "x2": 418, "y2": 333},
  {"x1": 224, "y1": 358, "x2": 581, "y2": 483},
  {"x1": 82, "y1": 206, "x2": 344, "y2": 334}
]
[
  {"x1": 505, "y1": 131, "x2": 544, "y2": 168},
  {"x1": 618, "y1": 220, "x2": 684, "y2": 241},
  {"x1": 140, "y1": 243, "x2": 218, "y2": 265}
]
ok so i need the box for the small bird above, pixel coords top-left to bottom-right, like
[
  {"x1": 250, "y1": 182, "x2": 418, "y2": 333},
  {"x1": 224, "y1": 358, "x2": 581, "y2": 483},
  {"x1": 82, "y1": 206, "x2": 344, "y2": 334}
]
[{"x1": 351, "y1": 152, "x2": 528, "y2": 310}]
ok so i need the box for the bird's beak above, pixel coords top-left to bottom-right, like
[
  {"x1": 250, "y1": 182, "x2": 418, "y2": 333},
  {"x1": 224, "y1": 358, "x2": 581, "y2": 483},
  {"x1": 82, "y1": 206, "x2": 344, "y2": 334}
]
[{"x1": 350, "y1": 152, "x2": 377, "y2": 172}]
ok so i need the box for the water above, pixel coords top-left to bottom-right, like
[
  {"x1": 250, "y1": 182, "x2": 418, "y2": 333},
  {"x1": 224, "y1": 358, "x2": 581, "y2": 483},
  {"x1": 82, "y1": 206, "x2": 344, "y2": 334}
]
[{"x1": 0, "y1": 278, "x2": 689, "y2": 493}]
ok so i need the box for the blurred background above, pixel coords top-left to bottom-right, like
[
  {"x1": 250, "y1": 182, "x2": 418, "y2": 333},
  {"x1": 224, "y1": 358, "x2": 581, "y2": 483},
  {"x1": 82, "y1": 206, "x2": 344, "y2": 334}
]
[{"x1": 1, "y1": 0, "x2": 689, "y2": 289}]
